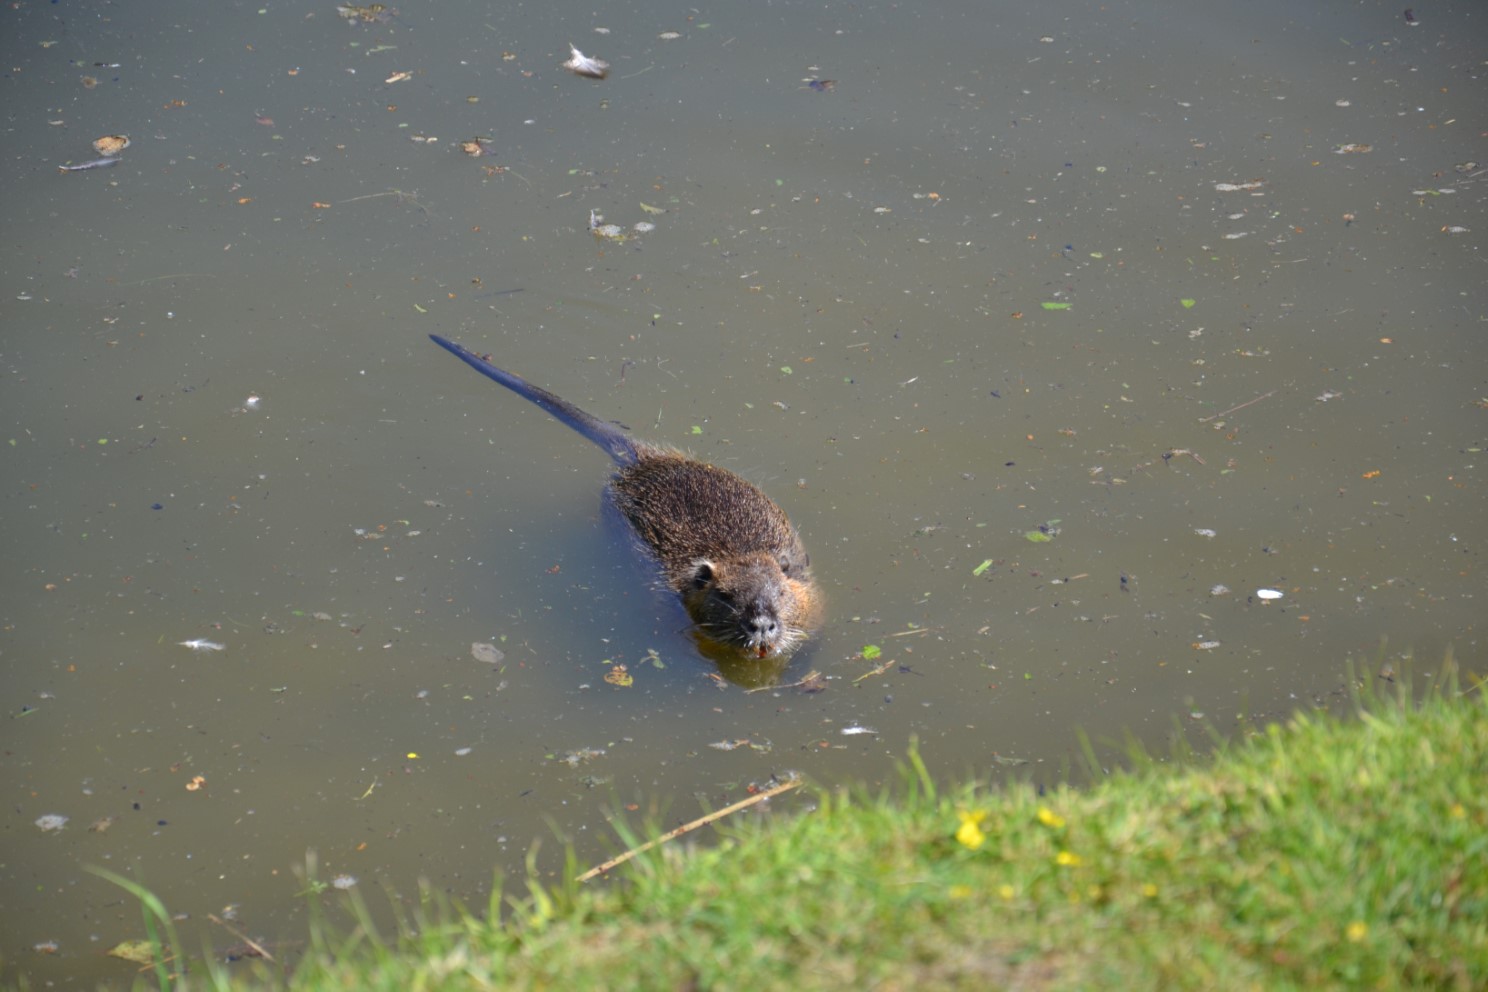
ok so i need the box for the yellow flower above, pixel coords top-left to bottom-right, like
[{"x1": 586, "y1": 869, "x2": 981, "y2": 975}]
[
  {"x1": 1141, "y1": 882, "x2": 1159, "y2": 898},
  {"x1": 1037, "y1": 807, "x2": 1065, "y2": 829},
  {"x1": 948, "y1": 884, "x2": 973, "y2": 900},
  {"x1": 998, "y1": 884, "x2": 1015, "y2": 900},
  {"x1": 956, "y1": 810, "x2": 988, "y2": 849},
  {"x1": 1346, "y1": 921, "x2": 1368, "y2": 943},
  {"x1": 1055, "y1": 849, "x2": 1082, "y2": 867}
]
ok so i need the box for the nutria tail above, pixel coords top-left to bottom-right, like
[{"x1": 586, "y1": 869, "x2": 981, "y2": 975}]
[{"x1": 429, "y1": 334, "x2": 641, "y2": 466}]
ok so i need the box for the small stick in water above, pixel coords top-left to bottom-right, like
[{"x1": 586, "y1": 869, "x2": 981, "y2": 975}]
[
  {"x1": 58, "y1": 156, "x2": 121, "y2": 173},
  {"x1": 1199, "y1": 389, "x2": 1277, "y2": 423}
]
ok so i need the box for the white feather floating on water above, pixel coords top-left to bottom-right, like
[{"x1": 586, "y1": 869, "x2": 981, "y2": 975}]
[{"x1": 561, "y1": 43, "x2": 609, "y2": 79}]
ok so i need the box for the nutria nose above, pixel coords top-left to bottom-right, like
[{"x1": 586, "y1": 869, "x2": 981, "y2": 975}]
[{"x1": 747, "y1": 605, "x2": 779, "y2": 640}]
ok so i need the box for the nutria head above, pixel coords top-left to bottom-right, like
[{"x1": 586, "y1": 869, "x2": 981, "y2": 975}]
[{"x1": 681, "y1": 552, "x2": 819, "y2": 659}]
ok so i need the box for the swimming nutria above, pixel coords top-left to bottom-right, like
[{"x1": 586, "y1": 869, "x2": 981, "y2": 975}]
[{"x1": 430, "y1": 334, "x2": 820, "y2": 660}]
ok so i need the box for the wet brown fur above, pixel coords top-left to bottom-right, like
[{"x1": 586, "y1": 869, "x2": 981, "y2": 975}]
[{"x1": 430, "y1": 335, "x2": 820, "y2": 659}]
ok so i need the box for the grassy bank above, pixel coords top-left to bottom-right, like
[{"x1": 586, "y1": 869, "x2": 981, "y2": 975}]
[{"x1": 109, "y1": 666, "x2": 1488, "y2": 990}]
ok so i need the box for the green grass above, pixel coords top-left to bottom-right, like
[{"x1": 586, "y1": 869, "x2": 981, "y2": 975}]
[{"x1": 95, "y1": 662, "x2": 1488, "y2": 991}]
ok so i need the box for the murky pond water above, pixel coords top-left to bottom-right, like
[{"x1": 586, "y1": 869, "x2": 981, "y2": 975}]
[{"x1": 4, "y1": 0, "x2": 1483, "y2": 984}]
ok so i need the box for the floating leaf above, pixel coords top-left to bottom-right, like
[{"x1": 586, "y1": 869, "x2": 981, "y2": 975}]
[
  {"x1": 972, "y1": 558, "x2": 994, "y2": 576},
  {"x1": 1180, "y1": 298, "x2": 1197, "y2": 309},
  {"x1": 862, "y1": 644, "x2": 882, "y2": 661},
  {"x1": 1024, "y1": 530, "x2": 1053, "y2": 543},
  {"x1": 604, "y1": 664, "x2": 633, "y2": 687},
  {"x1": 107, "y1": 940, "x2": 156, "y2": 965},
  {"x1": 1040, "y1": 301, "x2": 1072, "y2": 310}
]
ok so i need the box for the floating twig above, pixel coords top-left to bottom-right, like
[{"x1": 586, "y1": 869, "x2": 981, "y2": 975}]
[
  {"x1": 123, "y1": 273, "x2": 219, "y2": 287},
  {"x1": 1199, "y1": 389, "x2": 1277, "y2": 423},
  {"x1": 340, "y1": 187, "x2": 432, "y2": 215},
  {"x1": 578, "y1": 777, "x2": 802, "y2": 881},
  {"x1": 1163, "y1": 448, "x2": 1207, "y2": 466},
  {"x1": 207, "y1": 914, "x2": 276, "y2": 964},
  {"x1": 886, "y1": 625, "x2": 938, "y2": 638},
  {"x1": 745, "y1": 670, "x2": 822, "y2": 694},
  {"x1": 852, "y1": 658, "x2": 896, "y2": 683}
]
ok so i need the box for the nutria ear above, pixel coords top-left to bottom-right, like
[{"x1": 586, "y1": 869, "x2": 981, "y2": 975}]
[{"x1": 690, "y1": 560, "x2": 718, "y2": 590}]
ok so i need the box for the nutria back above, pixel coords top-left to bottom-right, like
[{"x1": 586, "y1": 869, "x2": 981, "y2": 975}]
[{"x1": 430, "y1": 334, "x2": 820, "y2": 660}]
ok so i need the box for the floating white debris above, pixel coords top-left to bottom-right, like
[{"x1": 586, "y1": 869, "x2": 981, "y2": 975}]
[
  {"x1": 1255, "y1": 588, "x2": 1284, "y2": 601},
  {"x1": 179, "y1": 639, "x2": 226, "y2": 652},
  {"x1": 561, "y1": 44, "x2": 609, "y2": 79},
  {"x1": 331, "y1": 874, "x2": 358, "y2": 890},
  {"x1": 841, "y1": 725, "x2": 878, "y2": 736},
  {"x1": 1210, "y1": 584, "x2": 1231, "y2": 596},
  {"x1": 1194, "y1": 641, "x2": 1221, "y2": 651},
  {"x1": 471, "y1": 642, "x2": 504, "y2": 665},
  {"x1": 1214, "y1": 181, "x2": 1265, "y2": 192},
  {"x1": 559, "y1": 743, "x2": 604, "y2": 767},
  {"x1": 455, "y1": 747, "x2": 473, "y2": 756},
  {"x1": 631, "y1": 221, "x2": 656, "y2": 233},
  {"x1": 1194, "y1": 528, "x2": 1217, "y2": 538},
  {"x1": 35, "y1": 814, "x2": 69, "y2": 832}
]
